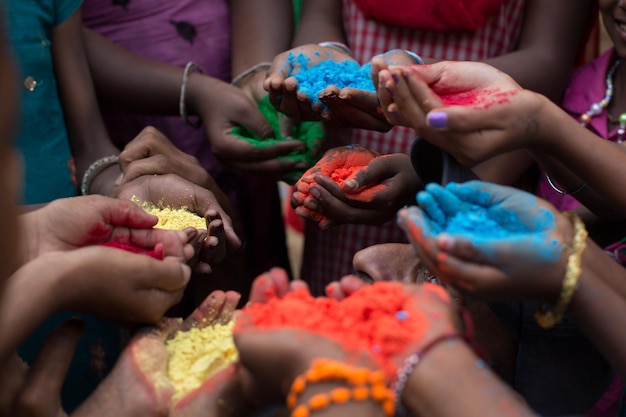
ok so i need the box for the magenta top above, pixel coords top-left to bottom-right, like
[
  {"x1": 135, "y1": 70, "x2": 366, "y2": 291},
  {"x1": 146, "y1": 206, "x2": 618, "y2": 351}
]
[{"x1": 536, "y1": 48, "x2": 618, "y2": 211}]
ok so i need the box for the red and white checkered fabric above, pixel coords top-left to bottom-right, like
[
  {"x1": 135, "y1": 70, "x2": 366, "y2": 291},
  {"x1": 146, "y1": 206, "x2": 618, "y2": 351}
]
[{"x1": 301, "y1": 0, "x2": 527, "y2": 295}]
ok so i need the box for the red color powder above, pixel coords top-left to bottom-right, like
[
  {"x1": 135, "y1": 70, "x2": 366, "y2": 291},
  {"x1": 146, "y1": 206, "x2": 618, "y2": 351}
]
[
  {"x1": 295, "y1": 146, "x2": 389, "y2": 222},
  {"x1": 436, "y1": 88, "x2": 516, "y2": 109},
  {"x1": 237, "y1": 282, "x2": 431, "y2": 378},
  {"x1": 99, "y1": 241, "x2": 164, "y2": 260}
]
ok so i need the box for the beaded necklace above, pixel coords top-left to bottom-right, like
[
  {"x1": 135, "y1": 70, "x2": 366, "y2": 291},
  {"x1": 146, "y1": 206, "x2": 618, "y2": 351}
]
[{"x1": 579, "y1": 58, "x2": 626, "y2": 143}]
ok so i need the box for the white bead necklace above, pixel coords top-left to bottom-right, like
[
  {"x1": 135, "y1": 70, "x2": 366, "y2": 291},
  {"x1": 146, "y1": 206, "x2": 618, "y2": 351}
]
[{"x1": 579, "y1": 58, "x2": 625, "y2": 143}]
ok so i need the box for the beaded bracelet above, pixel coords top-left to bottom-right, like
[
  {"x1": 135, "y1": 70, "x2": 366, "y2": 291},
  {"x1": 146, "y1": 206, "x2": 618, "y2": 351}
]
[
  {"x1": 318, "y1": 41, "x2": 353, "y2": 57},
  {"x1": 231, "y1": 62, "x2": 272, "y2": 87},
  {"x1": 535, "y1": 212, "x2": 587, "y2": 329},
  {"x1": 287, "y1": 358, "x2": 395, "y2": 417},
  {"x1": 179, "y1": 61, "x2": 205, "y2": 129},
  {"x1": 80, "y1": 155, "x2": 119, "y2": 196},
  {"x1": 545, "y1": 173, "x2": 587, "y2": 196}
]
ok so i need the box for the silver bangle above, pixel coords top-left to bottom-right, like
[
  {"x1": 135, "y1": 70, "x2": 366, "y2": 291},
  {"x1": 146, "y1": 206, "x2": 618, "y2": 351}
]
[
  {"x1": 180, "y1": 61, "x2": 205, "y2": 129},
  {"x1": 545, "y1": 173, "x2": 587, "y2": 196},
  {"x1": 80, "y1": 155, "x2": 119, "y2": 196},
  {"x1": 318, "y1": 41, "x2": 353, "y2": 57},
  {"x1": 231, "y1": 62, "x2": 272, "y2": 87}
]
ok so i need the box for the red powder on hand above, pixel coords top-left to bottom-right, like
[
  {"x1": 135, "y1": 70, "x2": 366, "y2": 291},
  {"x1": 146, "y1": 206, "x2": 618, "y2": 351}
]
[
  {"x1": 99, "y1": 241, "x2": 164, "y2": 260},
  {"x1": 237, "y1": 282, "x2": 430, "y2": 378},
  {"x1": 295, "y1": 146, "x2": 389, "y2": 222},
  {"x1": 437, "y1": 88, "x2": 516, "y2": 109}
]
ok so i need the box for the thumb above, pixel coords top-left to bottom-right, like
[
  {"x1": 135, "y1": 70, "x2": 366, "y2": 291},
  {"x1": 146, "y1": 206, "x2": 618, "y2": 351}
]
[{"x1": 14, "y1": 319, "x2": 84, "y2": 417}]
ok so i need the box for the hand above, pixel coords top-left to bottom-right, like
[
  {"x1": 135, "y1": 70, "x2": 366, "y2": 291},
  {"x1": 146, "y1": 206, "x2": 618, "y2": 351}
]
[
  {"x1": 23, "y1": 194, "x2": 193, "y2": 262},
  {"x1": 236, "y1": 268, "x2": 374, "y2": 404},
  {"x1": 188, "y1": 75, "x2": 308, "y2": 177},
  {"x1": 291, "y1": 147, "x2": 420, "y2": 228},
  {"x1": 73, "y1": 290, "x2": 244, "y2": 417},
  {"x1": 315, "y1": 49, "x2": 420, "y2": 131},
  {"x1": 397, "y1": 181, "x2": 573, "y2": 301},
  {"x1": 0, "y1": 319, "x2": 83, "y2": 417},
  {"x1": 240, "y1": 268, "x2": 460, "y2": 390},
  {"x1": 374, "y1": 60, "x2": 543, "y2": 166},
  {"x1": 265, "y1": 44, "x2": 358, "y2": 121},
  {"x1": 117, "y1": 126, "x2": 215, "y2": 190},
  {"x1": 116, "y1": 173, "x2": 243, "y2": 270}
]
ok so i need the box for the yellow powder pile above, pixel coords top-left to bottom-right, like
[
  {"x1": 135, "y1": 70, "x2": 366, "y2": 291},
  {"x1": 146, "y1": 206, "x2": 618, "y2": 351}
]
[
  {"x1": 132, "y1": 197, "x2": 207, "y2": 230},
  {"x1": 165, "y1": 321, "x2": 238, "y2": 401}
]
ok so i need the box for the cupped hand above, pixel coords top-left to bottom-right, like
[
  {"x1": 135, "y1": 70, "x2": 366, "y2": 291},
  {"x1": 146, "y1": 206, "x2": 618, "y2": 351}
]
[
  {"x1": 291, "y1": 147, "x2": 420, "y2": 228},
  {"x1": 315, "y1": 49, "x2": 421, "y2": 131},
  {"x1": 374, "y1": 60, "x2": 541, "y2": 166},
  {"x1": 116, "y1": 173, "x2": 242, "y2": 267},
  {"x1": 192, "y1": 76, "x2": 307, "y2": 177},
  {"x1": 73, "y1": 290, "x2": 244, "y2": 417},
  {"x1": 397, "y1": 181, "x2": 572, "y2": 301},
  {"x1": 265, "y1": 44, "x2": 358, "y2": 121},
  {"x1": 23, "y1": 194, "x2": 192, "y2": 262}
]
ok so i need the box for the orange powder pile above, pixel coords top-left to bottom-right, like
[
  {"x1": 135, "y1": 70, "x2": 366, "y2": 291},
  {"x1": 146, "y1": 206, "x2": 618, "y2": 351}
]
[{"x1": 237, "y1": 282, "x2": 429, "y2": 378}]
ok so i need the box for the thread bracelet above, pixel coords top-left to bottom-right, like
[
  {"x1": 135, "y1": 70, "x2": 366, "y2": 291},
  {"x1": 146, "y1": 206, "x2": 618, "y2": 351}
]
[
  {"x1": 534, "y1": 212, "x2": 587, "y2": 329},
  {"x1": 80, "y1": 155, "x2": 120, "y2": 196},
  {"x1": 287, "y1": 358, "x2": 395, "y2": 417},
  {"x1": 179, "y1": 61, "x2": 205, "y2": 129}
]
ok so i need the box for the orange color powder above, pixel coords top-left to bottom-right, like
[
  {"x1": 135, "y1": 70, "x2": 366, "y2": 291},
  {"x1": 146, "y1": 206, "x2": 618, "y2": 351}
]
[{"x1": 237, "y1": 282, "x2": 428, "y2": 378}]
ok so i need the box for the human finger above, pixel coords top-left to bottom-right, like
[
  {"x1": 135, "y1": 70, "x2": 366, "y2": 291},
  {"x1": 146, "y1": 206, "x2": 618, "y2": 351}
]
[{"x1": 14, "y1": 319, "x2": 84, "y2": 417}]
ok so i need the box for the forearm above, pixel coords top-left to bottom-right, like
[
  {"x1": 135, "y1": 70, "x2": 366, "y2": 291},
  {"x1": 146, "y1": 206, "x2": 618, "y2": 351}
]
[
  {"x1": 83, "y1": 28, "x2": 184, "y2": 114},
  {"x1": 529, "y1": 100, "x2": 626, "y2": 214},
  {"x1": 480, "y1": 0, "x2": 592, "y2": 101},
  {"x1": 292, "y1": 0, "x2": 345, "y2": 47},
  {"x1": 402, "y1": 339, "x2": 536, "y2": 417},
  {"x1": 0, "y1": 254, "x2": 71, "y2": 362},
  {"x1": 230, "y1": 0, "x2": 294, "y2": 76},
  {"x1": 569, "y1": 245, "x2": 626, "y2": 379}
]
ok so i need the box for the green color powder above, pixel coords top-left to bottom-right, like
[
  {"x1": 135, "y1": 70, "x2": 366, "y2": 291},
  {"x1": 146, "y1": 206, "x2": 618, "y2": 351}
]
[{"x1": 230, "y1": 95, "x2": 324, "y2": 184}]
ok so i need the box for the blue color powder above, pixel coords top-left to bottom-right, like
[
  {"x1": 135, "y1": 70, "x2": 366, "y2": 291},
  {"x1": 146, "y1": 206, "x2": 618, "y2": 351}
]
[{"x1": 287, "y1": 52, "x2": 375, "y2": 105}]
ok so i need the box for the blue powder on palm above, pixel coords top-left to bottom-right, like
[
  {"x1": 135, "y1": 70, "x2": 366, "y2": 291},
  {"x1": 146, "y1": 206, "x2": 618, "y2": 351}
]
[
  {"x1": 287, "y1": 52, "x2": 375, "y2": 105},
  {"x1": 444, "y1": 206, "x2": 528, "y2": 240}
]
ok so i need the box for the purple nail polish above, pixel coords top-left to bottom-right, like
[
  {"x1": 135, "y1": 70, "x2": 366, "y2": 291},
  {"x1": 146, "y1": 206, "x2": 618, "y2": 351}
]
[
  {"x1": 427, "y1": 111, "x2": 448, "y2": 128},
  {"x1": 391, "y1": 73, "x2": 399, "y2": 84}
]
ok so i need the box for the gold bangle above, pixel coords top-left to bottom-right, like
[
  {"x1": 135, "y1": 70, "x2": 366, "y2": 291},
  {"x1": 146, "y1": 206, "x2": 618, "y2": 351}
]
[
  {"x1": 534, "y1": 212, "x2": 587, "y2": 329},
  {"x1": 287, "y1": 358, "x2": 395, "y2": 417}
]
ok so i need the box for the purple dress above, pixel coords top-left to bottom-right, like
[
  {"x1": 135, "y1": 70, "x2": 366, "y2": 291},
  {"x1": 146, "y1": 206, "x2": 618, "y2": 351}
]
[{"x1": 82, "y1": 0, "x2": 291, "y2": 289}]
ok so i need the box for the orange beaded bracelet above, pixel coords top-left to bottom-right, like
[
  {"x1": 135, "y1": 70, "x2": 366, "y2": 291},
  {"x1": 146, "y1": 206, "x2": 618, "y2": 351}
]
[{"x1": 287, "y1": 359, "x2": 395, "y2": 417}]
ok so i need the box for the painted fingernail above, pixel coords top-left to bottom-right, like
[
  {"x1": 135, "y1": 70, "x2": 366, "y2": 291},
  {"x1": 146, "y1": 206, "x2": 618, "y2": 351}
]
[
  {"x1": 427, "y1": 111, "x2": 448, "y2": 128},
  {"x1": 391, "y1": 73, "x2": 400, "y2": 84}
]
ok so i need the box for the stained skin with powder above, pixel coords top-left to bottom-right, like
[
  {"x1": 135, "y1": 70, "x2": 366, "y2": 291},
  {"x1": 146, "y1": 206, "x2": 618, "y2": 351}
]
[
  {"x1": 293, "y1": 145, "x2": 389, "y2": 223},
  {"x1": 230, "y1": 95, "x2": 324, "y2": 184},
  {"x1": 237, "y1": 281, "x2": 445, "y2": 379},
  {"x1": 286, "y1": 52, "x2": 376, "y2": 106},
  {"x1": 414, "y1": 182, "x2": 562, "y2": 263}
]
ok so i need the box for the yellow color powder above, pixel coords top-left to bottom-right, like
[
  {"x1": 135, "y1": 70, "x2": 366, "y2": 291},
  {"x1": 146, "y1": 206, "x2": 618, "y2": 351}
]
[
  {"x1": 132, "y1": 197, "x2": 206, "y2": 230},
  {"x1": 166, "y1": 321, "x2": 238, "y2": 401}
]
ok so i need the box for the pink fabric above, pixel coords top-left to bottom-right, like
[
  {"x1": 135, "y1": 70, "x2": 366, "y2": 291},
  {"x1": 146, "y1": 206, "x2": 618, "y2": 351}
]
[
  {"x1": 536, "y1": 48, "x2": 619, "y2": 212},
  {"x1": 301, "y1": 0, "x2": 526, "y2": 295},
  {"x1": 352, "y1": 0, "x2": 506, "y2": 32}
]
